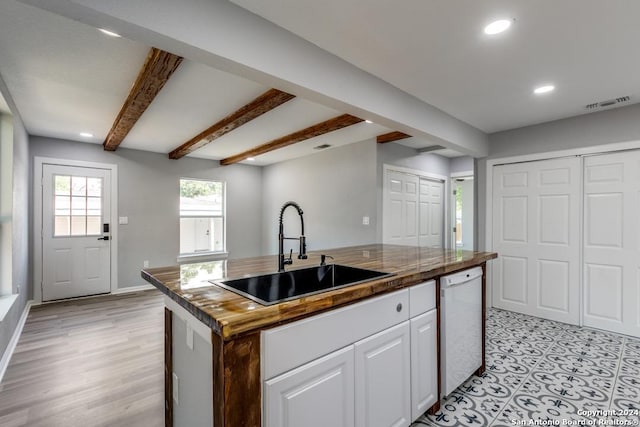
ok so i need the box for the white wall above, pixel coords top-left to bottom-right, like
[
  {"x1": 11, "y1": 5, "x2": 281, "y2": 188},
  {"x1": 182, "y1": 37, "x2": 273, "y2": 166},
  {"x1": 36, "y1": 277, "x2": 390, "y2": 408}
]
[
  {"x1": 29, "y1": 137, "x2": 264, "y2": 289},
  {"x1": 261, "y1": 139, "x2": 378, "y2": 256},
  {"x1": 478, "y1": 103, "x2": 640, "y2": 251}
]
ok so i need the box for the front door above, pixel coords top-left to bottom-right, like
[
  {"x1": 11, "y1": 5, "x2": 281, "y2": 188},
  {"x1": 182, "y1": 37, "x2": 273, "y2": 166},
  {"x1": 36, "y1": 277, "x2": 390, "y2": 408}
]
[{"x1": 42, "y1": 164, "x2": 111, "y2": 301}]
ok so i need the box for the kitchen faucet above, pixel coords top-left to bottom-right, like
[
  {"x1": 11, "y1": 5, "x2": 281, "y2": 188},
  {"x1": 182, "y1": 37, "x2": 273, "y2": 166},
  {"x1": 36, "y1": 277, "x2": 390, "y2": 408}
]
[{"x1": 278, "y1": 201, "x2": 307, "y2": 272}]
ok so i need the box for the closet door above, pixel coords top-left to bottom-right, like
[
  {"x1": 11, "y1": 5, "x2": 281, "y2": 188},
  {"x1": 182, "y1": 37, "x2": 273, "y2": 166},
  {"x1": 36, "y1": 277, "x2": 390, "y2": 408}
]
[
  {"x1": 418, "y1": 178, "x2": 444, "y2": 248},
  {"x1": 383, "y1": 170, "x2": 419, "y2": 246},
  {"x1": 583, "y1": 151, "x2": 640, "y2": 337},
  {"x1": 492, "y1": 157, "x2": 580, "y2": 324}
]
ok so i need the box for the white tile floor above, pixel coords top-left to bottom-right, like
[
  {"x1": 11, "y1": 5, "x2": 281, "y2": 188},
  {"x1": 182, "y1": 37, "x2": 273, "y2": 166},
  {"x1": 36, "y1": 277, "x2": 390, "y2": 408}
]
[{"x1": 412, "y1": 309, "x2": 640, "y2": 426}]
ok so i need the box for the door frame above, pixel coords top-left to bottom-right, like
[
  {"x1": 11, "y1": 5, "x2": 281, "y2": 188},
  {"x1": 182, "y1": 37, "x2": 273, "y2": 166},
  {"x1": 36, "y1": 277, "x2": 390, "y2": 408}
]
[
  {"x1": 450, "y1": 170, "x2": 474, "y2": 250},
  {"x1": 484, "y1": 139, "x2": 640, "y2": 311},
  {"x1": 382, "y1": 164, "x2": 449, "y2": 248},
  {"x1": 33, "y1": 157, "x2": 118, "y2": 304}
]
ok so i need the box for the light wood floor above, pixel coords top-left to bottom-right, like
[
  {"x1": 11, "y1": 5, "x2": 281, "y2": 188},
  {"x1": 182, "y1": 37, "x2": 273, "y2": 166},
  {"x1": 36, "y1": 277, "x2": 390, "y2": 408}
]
[{"x1": 0, "y1": 290, "x2": 165, "y2": 427}]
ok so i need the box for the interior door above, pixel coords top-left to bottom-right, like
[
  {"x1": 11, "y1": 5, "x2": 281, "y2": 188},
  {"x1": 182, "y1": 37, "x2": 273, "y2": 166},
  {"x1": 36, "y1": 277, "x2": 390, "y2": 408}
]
[
  {"x1": 383, "y1": 170, "x2": 418, "y2": 246},
  {"x1": 583, "y1": 151, "x2": 640, "y2": 337},
  {"x1": 492, "y1": 157, "x2": 581, "y2": 324},
  {"x1": 418, "y1": 178, "x2": 444, "y2": 248},
  {"x1": 42, "y1": 164, "x2": 111, "y2": 301}
]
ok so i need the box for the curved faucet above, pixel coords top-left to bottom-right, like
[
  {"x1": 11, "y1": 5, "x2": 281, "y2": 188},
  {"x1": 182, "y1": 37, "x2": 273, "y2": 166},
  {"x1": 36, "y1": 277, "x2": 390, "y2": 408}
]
[{"x1": 278, "y1": 201, "x2": 307, "y2": 272}]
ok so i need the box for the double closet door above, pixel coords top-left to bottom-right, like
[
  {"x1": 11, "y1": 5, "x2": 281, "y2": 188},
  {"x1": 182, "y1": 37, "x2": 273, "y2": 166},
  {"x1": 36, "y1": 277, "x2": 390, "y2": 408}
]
[
  {"x1": 383, "y1": 169, "x2": 444, "y2": 248},
  {"x1": 492, "y1": 151, "x2": 640, "y2": 337}
]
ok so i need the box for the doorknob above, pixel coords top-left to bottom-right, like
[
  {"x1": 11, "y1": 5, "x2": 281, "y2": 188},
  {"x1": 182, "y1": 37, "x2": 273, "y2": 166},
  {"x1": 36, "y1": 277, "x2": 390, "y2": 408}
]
[{"x1": 97, "y1": 236, "x2": 110, "y2": 241}]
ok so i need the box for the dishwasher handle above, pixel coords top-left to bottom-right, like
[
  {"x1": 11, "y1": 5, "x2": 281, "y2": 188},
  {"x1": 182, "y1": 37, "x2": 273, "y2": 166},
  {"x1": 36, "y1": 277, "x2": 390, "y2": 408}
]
[{"x1": 440, "y1": 267, "x2": 483, "y2": 287}]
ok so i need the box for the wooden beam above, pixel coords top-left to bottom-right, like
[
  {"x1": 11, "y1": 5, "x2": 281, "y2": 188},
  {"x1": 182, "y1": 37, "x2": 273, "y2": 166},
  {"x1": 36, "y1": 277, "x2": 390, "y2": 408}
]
[
  {"x1": 103, "y1": 48, "x2": 183, "y2": 151},
  {"x1": 169, "y1": 89, "x2": 295, "y2": 159},
  {"x1": 220, "y1": 114, "x2": 363, "y2": 165},
  {"x1": 376, "y1": 131, "x2": 411, "y2": 144}
]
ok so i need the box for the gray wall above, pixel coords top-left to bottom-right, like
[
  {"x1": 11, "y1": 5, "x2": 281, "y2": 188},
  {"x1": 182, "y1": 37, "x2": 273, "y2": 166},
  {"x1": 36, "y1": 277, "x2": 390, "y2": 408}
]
[
  {"x1": 450, "y1": 156, "x2": 474, "y2": 174},
  {"x1": 477, "y1": 103, "x2": 640, "y2": 251},
  {"x1": 0, "y1": 94, "x2": 30, "y2": 362},
  {"x1": 30, "y1": 137, "x2": 264, "y2": 289},
  {"x1": 261, "y1": 139, "x2": 378, "y2": 255}
]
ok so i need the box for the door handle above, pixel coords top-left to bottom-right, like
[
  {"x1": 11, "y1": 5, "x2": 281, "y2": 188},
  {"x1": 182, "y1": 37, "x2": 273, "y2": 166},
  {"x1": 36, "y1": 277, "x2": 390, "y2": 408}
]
[{"x1": 97, "y1": 236, "x2": 110, "y2": 241}]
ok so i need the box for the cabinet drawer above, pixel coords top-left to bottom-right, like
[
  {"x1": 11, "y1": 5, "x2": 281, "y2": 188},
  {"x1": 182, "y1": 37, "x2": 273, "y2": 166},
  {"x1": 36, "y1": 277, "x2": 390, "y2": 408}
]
[
  {"x1": 263, "y1": 289, "x2": 409, "y2": 380},
  {"x1": 409, "y1": 280, "x2": 436, "y2": 317}
]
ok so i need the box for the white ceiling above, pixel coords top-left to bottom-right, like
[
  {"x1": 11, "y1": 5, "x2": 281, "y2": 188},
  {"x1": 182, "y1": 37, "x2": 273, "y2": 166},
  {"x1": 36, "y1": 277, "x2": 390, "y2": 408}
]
[
  {"x1": 1, "y1": 1, "x2": 638, "y2": 165},
  {"x1": 231, "y1": 0, "x2": 640, "y2": 133}
]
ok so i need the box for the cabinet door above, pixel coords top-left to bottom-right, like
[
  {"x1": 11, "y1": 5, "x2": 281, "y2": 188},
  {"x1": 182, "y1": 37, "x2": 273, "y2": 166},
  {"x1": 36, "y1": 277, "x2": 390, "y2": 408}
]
[
  {"x1": 264, "y1": 346, "x2": 354, "y2": 427},
  {"x1": 354, "y1": 321, "x2": 411, "y2": 427},
  {"x1": 410, "y1": 309, "x2": 438, "y2": 420}
]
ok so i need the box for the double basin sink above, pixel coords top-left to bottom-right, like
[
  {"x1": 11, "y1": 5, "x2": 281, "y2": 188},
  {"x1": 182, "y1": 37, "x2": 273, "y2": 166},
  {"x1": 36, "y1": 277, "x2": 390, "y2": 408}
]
[{"x1": 213, "y1": 264, "x2": 393, "y2": 306}]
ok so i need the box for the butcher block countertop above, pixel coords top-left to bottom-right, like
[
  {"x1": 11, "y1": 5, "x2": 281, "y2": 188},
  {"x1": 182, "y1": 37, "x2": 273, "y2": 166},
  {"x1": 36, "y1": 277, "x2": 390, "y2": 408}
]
[{"x1": 141, "y1": 244, "x2": 497, "y2": 340}]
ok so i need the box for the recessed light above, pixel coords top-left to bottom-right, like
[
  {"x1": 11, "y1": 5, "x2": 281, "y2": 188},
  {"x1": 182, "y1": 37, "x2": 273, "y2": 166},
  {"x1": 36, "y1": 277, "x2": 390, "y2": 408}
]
[
  {"x1": 365, "y1": 120, "x2": 373, "y2": 124},
  {"x1": 246, "y1": 157, "x2": 256, "y2": 161},
  {"x1": 98, "y1": 28, "x2": 121, "y2": 38},
  {"x1": 534, "y1": 85, "x2": 555, "y2": 95},
  {"x1": 79, "y1": 132, "x2": 94, "y2": 138},
  {"x1": 484, "y1": 19, "x2": 512, "y2": 35}
]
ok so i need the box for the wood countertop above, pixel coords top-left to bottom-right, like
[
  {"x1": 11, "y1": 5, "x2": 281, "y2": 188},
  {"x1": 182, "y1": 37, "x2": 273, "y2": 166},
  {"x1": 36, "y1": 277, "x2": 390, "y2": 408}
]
[{"x1": 142, "y1": 244, "x2": 497, "y2": 340}]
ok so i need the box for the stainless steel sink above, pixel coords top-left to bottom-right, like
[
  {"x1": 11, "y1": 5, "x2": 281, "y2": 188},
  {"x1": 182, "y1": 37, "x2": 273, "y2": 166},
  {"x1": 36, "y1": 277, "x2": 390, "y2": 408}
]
[{"x1": 212, "y1": 264, "x2": 394, "y2": 306}]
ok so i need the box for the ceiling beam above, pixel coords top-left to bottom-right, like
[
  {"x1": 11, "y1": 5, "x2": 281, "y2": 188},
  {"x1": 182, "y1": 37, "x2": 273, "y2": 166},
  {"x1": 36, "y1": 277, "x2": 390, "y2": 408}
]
[
  {"x1": 219, "y1": 114, "x2": 363, "y2": 165},
  {"x1": 169, "y1": 89, "x2": 295, "y2": 159},
  {"x1": 376, "y1": 131, "x2": 411, "y2": 144},
  {"x1": 103, "y1": 48, "x2": 183, "y2": 151}
]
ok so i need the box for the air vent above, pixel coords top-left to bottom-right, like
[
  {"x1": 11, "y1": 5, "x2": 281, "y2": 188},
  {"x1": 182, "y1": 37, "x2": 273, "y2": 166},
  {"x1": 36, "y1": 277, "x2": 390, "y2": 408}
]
[
  {"x1": 586, "y1": 96, "x2": 631, "y2": 110},
  {"x1": 313, "y1": 144, "x2": 332, "y2": 150}
]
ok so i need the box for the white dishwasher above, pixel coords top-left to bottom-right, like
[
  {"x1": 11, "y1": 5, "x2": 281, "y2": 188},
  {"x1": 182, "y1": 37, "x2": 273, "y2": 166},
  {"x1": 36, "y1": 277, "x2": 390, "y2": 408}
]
[{"x1": 440, "y1": 266, "x2": 483, "y2": 396}]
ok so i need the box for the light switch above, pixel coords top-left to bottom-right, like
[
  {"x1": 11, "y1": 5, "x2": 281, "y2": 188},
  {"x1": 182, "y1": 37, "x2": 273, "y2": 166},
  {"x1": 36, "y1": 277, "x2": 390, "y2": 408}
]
[
  {"x1": 186, "y1": 322, "x2": 194, "y2": 350},
  {"x1": 118, "y1": 216, "x2": 129, "y2": 225},
  {"x1": 362, "y1": 216, "x2": 370, "y2": 225}
]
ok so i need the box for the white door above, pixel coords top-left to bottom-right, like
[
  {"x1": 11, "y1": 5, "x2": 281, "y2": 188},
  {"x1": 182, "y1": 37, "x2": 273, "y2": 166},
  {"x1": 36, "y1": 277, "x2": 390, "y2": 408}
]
[
  {"x1": 354, "y1": 321, "x2": 411, "y2": 427},
  {"x1": 583, "y1": 151, "x2": 640, "y2": 337},
  {"x1": 264, "y1": 346, "x2": 354, "y2": 427},
  {"x1": 492, "y1": 157, "x2": 581, "y2": 324},
  {"x1": 410, "y1": 309, "x2": 437, "y2": 420},
  {"x1": 42, "y1": 164, "x2": 111, "y2": 301},
  {"x1": 384, "y1": 170, "x2": 418, "y2": 245},
  {"x1": 419, "y1": 178, "x2": 444, "y2": 248}
]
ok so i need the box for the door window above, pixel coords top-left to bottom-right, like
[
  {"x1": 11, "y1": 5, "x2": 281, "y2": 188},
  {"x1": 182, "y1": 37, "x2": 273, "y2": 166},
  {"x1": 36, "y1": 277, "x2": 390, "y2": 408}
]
[{"x1": 53, "y1": 175, "x2": 103, "y2": 236}]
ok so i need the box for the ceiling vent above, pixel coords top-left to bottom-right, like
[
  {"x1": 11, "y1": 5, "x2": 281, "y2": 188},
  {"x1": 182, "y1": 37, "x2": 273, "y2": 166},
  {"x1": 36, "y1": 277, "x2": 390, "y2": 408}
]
[
  {"x1": 586, "y1": 96, "x2": 631, "y2": 110},
  {"x1": 313, "y1": 144, "x2": 332, "y2": 150}
]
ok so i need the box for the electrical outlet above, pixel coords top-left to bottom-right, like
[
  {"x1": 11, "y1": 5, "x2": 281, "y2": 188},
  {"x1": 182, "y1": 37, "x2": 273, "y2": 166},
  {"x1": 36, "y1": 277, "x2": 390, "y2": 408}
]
[
  {"x1": 362, "y1": 216, "x2": 370, "y2": 225},
  {"x1": 143, "y1": 260, "x2": 149, "y2": 268}
]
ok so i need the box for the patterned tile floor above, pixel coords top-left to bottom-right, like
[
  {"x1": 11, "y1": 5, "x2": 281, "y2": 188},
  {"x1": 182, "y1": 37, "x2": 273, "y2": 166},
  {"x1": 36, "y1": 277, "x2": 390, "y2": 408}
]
[{"x1": 412, "y1": 308, "x2": 640, "y2": 426}]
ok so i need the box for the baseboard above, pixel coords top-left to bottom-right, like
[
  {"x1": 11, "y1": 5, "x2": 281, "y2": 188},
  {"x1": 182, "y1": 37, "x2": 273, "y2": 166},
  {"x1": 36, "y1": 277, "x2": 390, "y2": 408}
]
[
  {"x1": 112, "y1": 284, "x2": 156, "y2": 294},
  {"x1": 0, "y1": 300, "x2": 32, "y2": 384}
]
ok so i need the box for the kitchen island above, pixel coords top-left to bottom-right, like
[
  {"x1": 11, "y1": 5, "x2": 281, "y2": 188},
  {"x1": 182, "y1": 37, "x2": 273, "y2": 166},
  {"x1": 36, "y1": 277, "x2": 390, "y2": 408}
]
[{"x1": 142, "y1": 244, "x2": 497, "y2": 427}]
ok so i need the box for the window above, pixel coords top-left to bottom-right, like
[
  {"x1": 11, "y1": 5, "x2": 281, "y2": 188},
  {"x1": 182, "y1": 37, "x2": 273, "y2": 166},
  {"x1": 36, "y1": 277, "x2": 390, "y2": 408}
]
[
  {"x1": 179, "y1": 178, "x2": 225, "y2": 255},
  {"x1": 53, "y1": 175, "x2": 103, "y2": 236}
]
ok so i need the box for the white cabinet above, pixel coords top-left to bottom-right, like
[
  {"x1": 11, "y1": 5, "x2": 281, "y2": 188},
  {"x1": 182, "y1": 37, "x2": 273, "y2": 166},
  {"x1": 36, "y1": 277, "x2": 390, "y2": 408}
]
[
  {"x1": 410, "y1": 309, "x2": 438, "y2": 420},
  {"x1": 265, "y1": 346, "x2": 355, "y2": 427},
  {"x1": 354, "y1": 322, "x2": 411, "y2": 427},
  {"x1": 263, "y1": 284, "x2": 439, "y2": 427}
]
